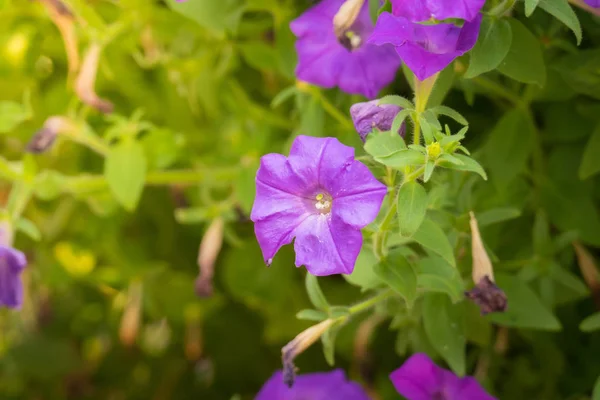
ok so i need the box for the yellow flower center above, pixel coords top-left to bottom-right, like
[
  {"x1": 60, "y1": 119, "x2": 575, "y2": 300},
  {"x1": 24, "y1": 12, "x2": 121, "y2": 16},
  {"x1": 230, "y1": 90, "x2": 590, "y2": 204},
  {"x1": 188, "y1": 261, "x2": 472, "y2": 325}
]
[{"x1": 314, "y1": 193, "x2": 332, "y2": 214}]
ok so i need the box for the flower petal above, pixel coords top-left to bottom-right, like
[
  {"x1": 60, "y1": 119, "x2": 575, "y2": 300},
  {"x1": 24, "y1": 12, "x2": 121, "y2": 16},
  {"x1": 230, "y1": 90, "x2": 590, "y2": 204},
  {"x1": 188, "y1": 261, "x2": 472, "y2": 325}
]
[
  {"x1": 254, "y1": 210, "x2": 312, "y2": 265},
  {"x1": 390, "y1": 353, "x2": 445, "y2": 400},
  {"x1": 0, "y1": 246, "x2": 26, "y2": 309},
  {"x1": 447, "y1": 376, "x2": 497, "y2": 400},
  {"x1": 294, "y1": 214, "x2": 362, "y2": 275},
  {"x1": 391, "y1": 0, "x2": 485, "y2": 22}
]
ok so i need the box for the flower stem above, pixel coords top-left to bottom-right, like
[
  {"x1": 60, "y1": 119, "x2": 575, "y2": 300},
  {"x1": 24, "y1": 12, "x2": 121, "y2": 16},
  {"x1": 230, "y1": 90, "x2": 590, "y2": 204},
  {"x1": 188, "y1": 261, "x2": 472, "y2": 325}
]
[
  {"x1": 374, "y1": 199, "x2": 398, "y2": 260},
  {"x1": 412, "y1": 73, "x2": 438, "y2": 145},
  {"x1": 308, "y1": 87, "x2": 354, "y2": 130},
  {"x1": 345, "y1": 289, "x2": 394, "y2": 316}
]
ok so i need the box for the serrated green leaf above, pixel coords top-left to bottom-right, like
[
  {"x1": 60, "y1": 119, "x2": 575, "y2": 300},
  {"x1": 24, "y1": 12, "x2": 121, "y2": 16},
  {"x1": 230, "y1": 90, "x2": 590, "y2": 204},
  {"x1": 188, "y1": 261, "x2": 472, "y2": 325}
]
[
  {"x1": 104, "y1": 140, "x2": 147, "y2": 211},
  {"x1": 465, "y1": 16, "x2": 512, "y2": 78},
  {"x1": 412, "y1": 218, "x2": 456, "y2": 267},
  {"x1": 374, "y1": 250, "x2": 417, "y2": 307},
  {"x1": 423, "y1": 293, "x2": 466, "y2": 375},
  {"x1": 397, "y1": 181, "x2": 428, "y2": 237}
]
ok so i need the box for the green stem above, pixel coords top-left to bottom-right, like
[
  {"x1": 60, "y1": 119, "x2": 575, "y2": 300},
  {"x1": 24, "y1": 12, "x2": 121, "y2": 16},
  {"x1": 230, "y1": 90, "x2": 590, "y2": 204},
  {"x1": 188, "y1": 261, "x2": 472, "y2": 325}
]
[
  {"x1": 62, "y1": 129, "x2": 110, "y2": 156},
  {"x1": 309, "y1": 88, "x2": 354, "y2": 129},
  {"x1": 473, "y1": 76, "x2": 524, "y2": 107},
  {"x1": 374, "y1": 199, "x2": 398, "y2": 260},
  {"x1": 405, "y1": 166, "x2": 425, "y2": 182},
  {"x1": 346, "y1": 289, "x2": 394, "y2": 317}
]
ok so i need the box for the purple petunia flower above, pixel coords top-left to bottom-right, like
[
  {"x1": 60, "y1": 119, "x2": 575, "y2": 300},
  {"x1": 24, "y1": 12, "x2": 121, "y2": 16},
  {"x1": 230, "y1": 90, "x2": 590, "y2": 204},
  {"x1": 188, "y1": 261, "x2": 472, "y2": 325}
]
[
  {"x1": 290, "y1": 0, "x2": 401, "y2": 99},
  {"x1": 350, "y1": 100, "x2": 404, "y2": 141},
  {"x1": 391, "y1": 353, "x2": 496, "y2": 400},
  {"x1": 250, "y1": 135, "x2": 387, "y2": 276},
  {"x1": 257, "y1": 369, "x2": 370, "y2": 400},
  {"x1": 585, "y1": 0, "x2": 600, "y2": 7},
  {"x1": 0, "y1": 245, "x2": 27, "y2": 309},
  {"x1": 368, "y1": 13, "x2": 482, "y2": 81},
  {"x1": 390, "y1": 0, "x2": 485, "y2": 22}
]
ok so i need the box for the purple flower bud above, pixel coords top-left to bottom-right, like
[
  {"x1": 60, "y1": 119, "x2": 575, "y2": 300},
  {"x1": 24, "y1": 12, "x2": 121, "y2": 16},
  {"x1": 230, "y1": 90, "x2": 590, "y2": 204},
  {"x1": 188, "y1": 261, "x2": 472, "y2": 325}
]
[
  {"x1": 391, "y1": 353, "x2": 496, "y2": 400},
  {"x1": 585, "y1": 0, "x2": 600, "y2": 7},
  {"x1": 0, "y1": 245, "x2": 27, "y2": 309},
  {"x1": 350, "y1": 100, "x2": 403, "y2": 141},
  {"x1": 250, "y1": 136, "x2": 387, "y2": 276},
  {"x1": 257, "y1": 369, "x2": 370, "y2": 399}
]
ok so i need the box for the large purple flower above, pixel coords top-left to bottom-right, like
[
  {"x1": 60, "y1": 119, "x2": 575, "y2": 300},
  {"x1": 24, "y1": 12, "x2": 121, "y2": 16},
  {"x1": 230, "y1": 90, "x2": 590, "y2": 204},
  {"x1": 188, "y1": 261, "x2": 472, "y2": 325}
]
[
  {"x1": 390, "y1": 0, "x2": 485, "y2": 22},
  {"x1": 391, "y1": 353, "x2": 495, "y2": 400},
  {"x1": 0, "y1": 245, "x2": 27, "y2": 309},
  {"x1": 368, "y1": 13, "x2": 482, "y2": 81},
  {"x1": 585, "y1": 0, "x2": 600, "y2": 7},
  {"x1": 350, "y1": 99, "x2": 404, "y2": 141},
  {"x1": 250, "y1": 135, "x2": 387, "y2": 276},
  {"x1": 290, "y1": 0, "x2": 401, "y2": 99},
  {"x1": 257, "y1": 369, "x2": 370, "y2": 400}
]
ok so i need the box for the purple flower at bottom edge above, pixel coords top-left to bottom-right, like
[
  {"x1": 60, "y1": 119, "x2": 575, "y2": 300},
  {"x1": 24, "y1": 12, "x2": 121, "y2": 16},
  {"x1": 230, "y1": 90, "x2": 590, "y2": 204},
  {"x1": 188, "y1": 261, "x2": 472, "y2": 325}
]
[
  {"x1": 390, "y1": 0, "x2": 485, "y2": 22},
  {"x1": 250, "y1": 135, "x2": 387, "y2": 276},
  {"x1": 350, "y1": 100, "x2": 404, "y2": 141},
  {"x1": 391, "y1": 353, "x2": 496, "y2": 400},
  {"x1": 368, "y1": 12, "x2": 482, "y2": 81},
  {"x1": 585, "y1": 0, "x2": 600, "y2": 7},
  {"x1": 0, "y1": 245, "x2": 27, "y2": 309},
  {"x1": 257, "y1": 369, "x2": 370, "y2": 400},
  {"x1": 290, "y1": 0, "x2": 401, "y2": 99}
]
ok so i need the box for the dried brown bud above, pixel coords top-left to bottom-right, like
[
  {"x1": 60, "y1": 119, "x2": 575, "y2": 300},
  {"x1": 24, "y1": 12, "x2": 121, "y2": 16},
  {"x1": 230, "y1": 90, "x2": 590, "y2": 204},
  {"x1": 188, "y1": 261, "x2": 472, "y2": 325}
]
[
  {"x1": 573, "y1": 241, "x2": 600, "y2": 308},
  {"x1": 119, "y1": 282, "x2": 143, "y2": 347},
  {"x1": 195, "y1": 218, "x2": 225, "y2": 297},
  {"x1": 26, "y1": 116, "x2": 73, "y2": 153},
  {"x1": 469, "y1": 211, "x2": 494, "y2": 283},
  {"x1": 281, "y1": 319, "x2": 333, "y2": 387},
  {"x1": 465, "y1": 275, "x2": 507, "y2": 315},
  {"x1": 75, "y1": 43, "x2": 114, "y2": 114},
  {"x1": 40, "y1": 0, "x2": 79, "y2": 75}
]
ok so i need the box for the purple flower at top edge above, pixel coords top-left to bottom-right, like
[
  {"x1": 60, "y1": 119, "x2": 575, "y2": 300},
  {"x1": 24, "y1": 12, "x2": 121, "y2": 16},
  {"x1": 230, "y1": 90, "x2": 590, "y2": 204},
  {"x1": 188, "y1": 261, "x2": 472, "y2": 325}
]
[
  {"x1": 250, "y1": 135, "x2": 387, "y2": 276},
  {"x1": 350, "y1": 100, "x2": 404, "y2": 141},
  {"x1": 290, "y1": 0, "x2": 401, "y2": 99},
  {"x1": 585, "y1": 0, "x2": 600, "y2": 7},
  {"x1": 391, "y1": 353, "x2": 496, "y2": 400},
  {"x1": 0, "y1": 245, "x2": 27, "y2": 309},
  {"x1": 390, "y1": 0, "x2": 485, "y2": 22},
  {"x1": 368, "y1": 12, "x2": 482, "y2": 81},
  {"x1": 257, "y1": 369, "x2": 370, "y2": 400}
]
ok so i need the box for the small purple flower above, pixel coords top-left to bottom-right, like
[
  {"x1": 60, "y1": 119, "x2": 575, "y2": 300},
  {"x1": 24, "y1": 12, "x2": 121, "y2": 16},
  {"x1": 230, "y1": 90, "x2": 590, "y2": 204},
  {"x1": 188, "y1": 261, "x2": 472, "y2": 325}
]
[
  {"x1": 368, "y1": 13, "x2": 482, "y2": 81},
  {"x1": 350, "y1": 100, "x2": 404, "y2": 141},
  {"x1": 291, "y1": 0, "x2": 401, "y2": 98},
  {"x1": 257, "y1": 369, "x2": 370, "y2": 400},
  {"x1": 250, "y1": 135, "x2": 387, "y2": 276},
  {"x1": 390, "y1": 0, "x2": 485, "y2": 22},
  {"x1": 0, "y1": 245, "x2": 27, "y2": 309},
  {"x1": 391, "y1": 353, "x2": 495, "y2": 400},
  {"x1": 585, "y1": 0, "x2": 600, "y2": 7}
]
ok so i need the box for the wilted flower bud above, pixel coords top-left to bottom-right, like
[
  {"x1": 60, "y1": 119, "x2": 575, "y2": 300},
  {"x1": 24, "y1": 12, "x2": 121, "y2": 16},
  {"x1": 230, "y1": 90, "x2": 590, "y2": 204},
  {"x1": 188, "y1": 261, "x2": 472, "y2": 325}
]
[
  {"x1": 195, "y1": 218, "x2": 225, "y2": 297},
  {"x1": 75, "y1": 43, "x2": 113, "y2": 114},
  {"x1": 333, "y1": 0, "x2": 366, "y2": 40},
  {"x1": 465, "y1": 212, "x2": 507, "y2": 315},
  {"x1": 40, "y1": 0, "x2": 79, "y2": 75},
  {"x1": 27, "y1": 116, "x2": 73, "y2": 153},
  {"x1": 350, "y1": 100, "x2": 403, "y2": 141},
  {"x1": 281, "y1": 319, "x2": 333, "y2": 387},
  {"x1": 119, "y1": 282, "x2": 143, "y2": 347}
]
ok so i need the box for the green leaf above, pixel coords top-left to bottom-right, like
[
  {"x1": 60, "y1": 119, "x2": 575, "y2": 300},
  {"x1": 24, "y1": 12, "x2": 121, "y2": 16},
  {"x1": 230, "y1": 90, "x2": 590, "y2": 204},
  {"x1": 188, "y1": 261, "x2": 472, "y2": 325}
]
[
  {"x1": 377, "y1": 95, "x2": 415, "y2": 110},
  {"x1": 556, "y1": 50, "x2": 600, "y2": 100},
  {"x1": 439, "y1": 154, "x2": 487, "y2": 180},
  {"x1": 296, "y1": 309, "x2": 328, "y2": 322},
  {"x1": 305, "y1": 274, "x2": 329, "y2": 311},
  {"x1": 397, "y1": 181, "x2": 428, "y2": 237},
  {"x1": 464, "y1": 16, "x2": 512, "y2": 78},
  {"x1": 0, "y1": 101, "x2": 31, "y2": 134},
  {"x1": 423, "y1": 293, "x2": 466, "y2": 375},
  {"x1": 486, "y1": 274, "x2": 562, "y2": 331},
  {"x1": 321, "y1": 323, "x2": 342, "y2": 366},
  {"x1": 239, "y1": 41, "x2": 278, "y2": 71},
  {"x1": 374, "y1": 250, "x2": 417, "y2": 307},
  {"x1": 104, "y1": 140, "x2": 147, "y2": 211},
  {"x1": 412, "y1": 218, "x2": 456, "y2": 267},
  {"x1": 536, "y1": 0, "x2": 582, "y2": 45},
  {"x1": 364, "y1": 130, "x2": 407, "y2": 158},
  {"x1": 167, "y1": 0, "x2": 244, "y2": 37},
  {"x1": 580, "y1": 312, "x2": 600, "y2": 332},
  {"x1": 416, "y1": 256, "x2": 464, "y2": 302},
  {"x1": 484, "y1": 109, "x2": 534, "y2": 189},
  {"x1": 375, "y1": 149, "x2": 425, "y2": 170},
  {"x1": 271, "y1": 86, "x2": 297, "y2": 108},
  {"x1": 427, "y1": 64, "x2": 456, "y2": 108},
  {"x1": 429, "y1": 105, "x2": 468, "y2": 125},
  {"x1": 593, "y1": 375, "x2": 600, "y2": 400},
  {"x1": 525, "y1": 0, "x2": 541, "y2": 15},
  {"x1": 579, "y1": 123, "x2": 600, "y2": 180},
  {"x1": 16, "y1": 218, "x2": 41, "y2": 241},
  {"x1": 343, "y1": 247, "x2": 383, "y2": 291},
  {"x1": 497, "y1": 19, "x2": 546, "y2": 86}
]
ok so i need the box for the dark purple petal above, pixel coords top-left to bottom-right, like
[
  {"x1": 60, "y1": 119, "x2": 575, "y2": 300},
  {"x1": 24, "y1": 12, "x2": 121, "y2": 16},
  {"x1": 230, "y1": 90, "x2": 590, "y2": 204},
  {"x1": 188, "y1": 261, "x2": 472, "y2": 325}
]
[
  {"x1": 291, "y1": 0, "x2": 401, "y2": 98},
  {"x1": 294, "y1": 214, "x2": 362, "y2": 275},
  {"x1": 257, "y1": 369, "x2": 370, "y2": 400},
  {"x1": 391, "y1": 0, "x2": 485, "y2": 22},
  {"x1": 369, "y1": 13, "x2": 482, "y2": 81},
  {"x1": 390, "y1": 353, "x2": 446, "y2": 400},
  {"x1": 0, "y1": 245, "x2": 26, "y2": 309},
  {"x1": 350, "y1": 100, "x2": 403, "y2": 140},
  {"x1": 585, "y1": 0, "x2": 600, "y2": 7}
]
